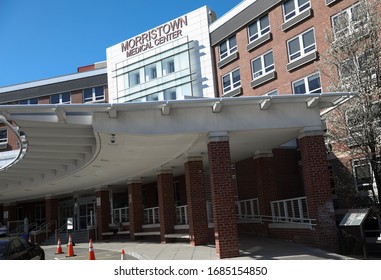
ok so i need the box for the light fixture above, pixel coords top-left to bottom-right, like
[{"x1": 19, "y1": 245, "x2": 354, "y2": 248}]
[{"x1": 110, "y1": 134, "x2": 116, "y2": 144}]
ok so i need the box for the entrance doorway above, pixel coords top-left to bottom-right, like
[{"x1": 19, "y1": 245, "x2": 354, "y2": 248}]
[{"x1": 78, "y1": 202, "x2": 96, "y2": 230}]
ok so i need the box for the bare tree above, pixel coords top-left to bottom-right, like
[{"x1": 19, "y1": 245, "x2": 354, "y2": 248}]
[{"x1": 320, "y1": 0, "x2": 381, "y2": 212}]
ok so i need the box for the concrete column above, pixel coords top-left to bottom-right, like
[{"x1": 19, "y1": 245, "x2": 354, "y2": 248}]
[
  {"x1": 128, "y1": 180, "x2": 144, "y2": 240},
  {"x1": 298, "y1": 129, "x2": 338, "y2": 252},
  {"x1": 207, "y1": 132, "x2": 240, "y2": 259},
  {"x1": 157, "y1": 170, "x2": 175, "y2": 243},
  {"x1": 45, "y1": 196, "x2": 58, "y2": 233},
  {"x1": 96, "y1": 187, "x2": 111, "y2": 241},
  {"x1": 253, "y1": 152, "x2": 278, "y2": 216},
  {"x1": 184, "y1": 156, "x2": 209, "y2": 246}
]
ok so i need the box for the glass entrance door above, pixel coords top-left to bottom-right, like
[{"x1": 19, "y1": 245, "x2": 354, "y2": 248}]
[{"x1": 78, "y1": 202, "x2": 96, "y2": 230}]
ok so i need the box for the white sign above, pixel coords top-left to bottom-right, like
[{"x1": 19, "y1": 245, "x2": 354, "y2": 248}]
[{"x1": 67, "y1": 218, "x2": 73, "y2": 230}]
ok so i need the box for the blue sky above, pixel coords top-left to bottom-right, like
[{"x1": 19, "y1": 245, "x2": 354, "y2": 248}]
[{"x1": 0, "y1": 0, "x2": 242, "y2": 87}]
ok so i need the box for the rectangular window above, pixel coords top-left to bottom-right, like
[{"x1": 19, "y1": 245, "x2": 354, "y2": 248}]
[
  {"x1": 292, "y1": 73, "x2": 321, "y2": 94},
  {"x1": 283, "y1": 0, "x2": 311, "y2": 21},
  {"x1": 219, "y1": 35, "x2": 237, "y2": 60},
  {"x1": 19, "y1": 98, "x2": 38, "y2": 105},
  {"x1": 222, "y1": 68, "x2": 241, "y2": 94},
  {"x1": 164, "y1": 88, "x2": 177, "y2": 100},
  {"x1": 83, "y1": 86, "x2": 105, "y2": 103},
  {"x1": 129, "y1": 69, "x2": 140, "y2": 87},
  {"x1": 248, "y1": 14, "x2": 270, "y2": 43},
  {"x1": 145, "y1": 64, "x2": 157, "y2": 81},
  {"x1": 50, "y1": 92, "x2": 71, "y2": 104},
  {"x1": 332, "y1": 2, "x2": 363, "y2": 37},
  {"x1": 162, "y1": 58, "x2": 175, "y2": 75},
  {"x1": 353, "y1": 159, "x2": 373, "y2": 191},
  {"x1": 0, "y1": 128, "x2": 7, "y2": 146},
  {"x1": 287, "y1": 28, "x2": 316, "y2": 62},
  {"x1": 252, "y1": 50, "x2": 275, "y2": 79}
]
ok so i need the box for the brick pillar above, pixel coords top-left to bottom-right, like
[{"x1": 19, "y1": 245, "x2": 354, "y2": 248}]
[
  {"x1": 45, "y1": 196, "x2": 58, "y2": 233},
  {"x1": 96, "y1": 188, "x2": 111, "y2": 240},
  {"x1": 128, "y1": 180, "x2": 144, "y2": 240},
  {"x1": 207, "y1": 132, "x2": 240, "y2": 259},
  {"x1": 298, "y1": 130, "x2": 338, "y2": 252},
  {"x1": 157, "y1": 170, "x2": 175, "y2": 243},
  {"x1": 0, "y1": 204, "x2": 3, "y2": 224},
  {"x1": 254, "y1": 153, "x2": 278, "y2": 216},
  {"x1": 185, "y1": 156, "x2": 209, "y2": 246}
]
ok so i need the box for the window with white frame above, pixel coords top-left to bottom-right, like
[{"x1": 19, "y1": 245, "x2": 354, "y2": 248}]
[
  {"x1": 248, "y1": 14, "x2": 270, "y2": 43},
  {"x1": 222, "y1": 68, "x2": 241, "y2": 94},
  {"x1": 19, "y1": 98, "x2": 38, "y2": 105},
  {"x1": 145, "y1": 63, "x2": 158, "y2": 81},
  {"x1": 353, "y1": 159, "x2": 374, "y2": 191},
  {"x1": 0, "y1": 128, "x2": 8, "y2": 146},
  {"x1": 332, "y1": 2, "x2": 364, "y2": 38},
  {"x1": 292, "y1": 73, "x2": 321, "y2": 94},
  {"x1": 164, "y1": 88, "x2": 177, "y2": 100},
  {"x1": 251, "y1": 50, "x2": 274, "y2": 80},
  {"x1": 287, "y1": 28, "x2": 316, "y2": 62},
  {"x1": 265, "y1": 89, "x2": 278, "y2": 96},
  {"x1": 83, "y1": 86, "x2": 104, "y2": 103},
  {"x1": 129, "y1": 69, "x2": 141, "y2": 87},
  {"x1": 283, "y1": 0, "x2": 311, "y2": 22},
  {"x1": 50, "y1": 92, "x2": 71, "y2": 104},
  {"x1": 219, "y1": 35, "x2": 237, "y2": 61}
]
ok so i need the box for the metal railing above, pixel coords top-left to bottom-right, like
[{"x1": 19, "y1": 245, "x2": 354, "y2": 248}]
[
  {"x1": 176, "y1": 205, "x2": 188, "y2": 225},
  {"x1": 144, "y1": 207, "x2": 159, "y2": 225},
  {"x1": 270, "y1": 196, "x2": 313, "y2": 224},
  {"x1": 30, "y1": 220, "x2": 57, "y2": 243},
  {"x1": 113, "y1": 207, "x2": 129, "y2": 224},
  {"x1": 236, "y1": 198, "x2": 260, "y2": 220}
]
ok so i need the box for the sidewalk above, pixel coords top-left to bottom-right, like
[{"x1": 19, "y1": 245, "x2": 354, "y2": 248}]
[{"x1": 42, "y1": 234, "x2": 355, "y2": 260}]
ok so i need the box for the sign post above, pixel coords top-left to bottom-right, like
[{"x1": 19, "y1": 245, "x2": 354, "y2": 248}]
[{"x1": 339, "y1": 208, "x2": 370, "y2": 258}]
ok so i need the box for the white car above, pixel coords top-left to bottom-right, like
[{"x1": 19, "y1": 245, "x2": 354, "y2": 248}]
[{"x1": 0, "y1": 224, "x2": 7, "y2": 237}]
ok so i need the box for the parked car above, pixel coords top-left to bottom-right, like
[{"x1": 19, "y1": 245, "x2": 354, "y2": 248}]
[
  {"x1": 0, "y1": 237, "x2": 45, "y2": 260},
  {"x1": 0, "y1": 224, "x2": 6, "y2": 237}
]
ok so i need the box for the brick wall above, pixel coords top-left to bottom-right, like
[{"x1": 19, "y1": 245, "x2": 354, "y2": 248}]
[
  {"x1": 213, "y1": 0, "x2": 360, "y2": 97},
  {"x1": 185, "y1": 158, "x2": 209, "y2": 245},
  {"x1": 96, "y1": 189, "x2": 111, "y2": 240},
  {"x1": 208, "y1": 138, "x2": 240, "y2": 258},
  {"x1": 157, "y1": 171, "x2": 176, "y2": 242},
  {"x1": 128, "y1": 181, "x2": 144, "y2": 240}
]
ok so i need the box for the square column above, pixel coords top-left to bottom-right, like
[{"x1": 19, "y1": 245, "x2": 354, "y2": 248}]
[
  {"x1": 254, "y1": 153, "x2": 278, "y2": 216},
  {"x1": 207, "y1": 132, "x2": 240, "y2": 259},
  {"x1": 96, "y1": 187, "x2": 111, "y2": 240},
  {"x1": 157, "y1": 170, "x2": 176, "y2": 243},
  {"x1": 298, "y1": 130, "x2": 338, "y2": 252},
  {"x1": 45, "y1": 196, "x2": 58, "y2": 233},
  {"x1": 128, "y1": 180, "x2": 144, "y2": 240},
  {"x1": 185, "y1": 156, "x2": 209, "y2": 245}
]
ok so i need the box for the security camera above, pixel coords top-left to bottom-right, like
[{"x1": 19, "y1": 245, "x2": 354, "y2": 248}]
[{"x1": 110, "y1": 134, "x2": 116, "y2": 144}]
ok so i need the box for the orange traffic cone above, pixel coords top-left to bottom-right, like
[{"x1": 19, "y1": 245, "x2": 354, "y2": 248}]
[
  {"x1": 88, "y1": 239, "x2": 96, "y2": 260},
  {"x1": 66, "y1": 234, "x2": 76, "y2": 257},
  {"x1": 55, "y1": 238, "x2": 64, "y2": 255},
  {"x1": 121, "y1": 249, "x2": 125, "y2": 260}
]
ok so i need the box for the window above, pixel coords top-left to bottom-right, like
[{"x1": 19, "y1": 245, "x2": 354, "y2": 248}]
[
  {"x1": 222, "y1": 68, "x2": 241, "y2": 94},
  {"x1": 265, "y1": 89, "x2": 278, "y2": 96},
  {"x1": 146, "y1": 93, "x2": 159, "y2": 101},
  {"x1": 287, "y1": 28, "x2": 316, "y2": 62},
  {"x1": 219, "y1": 35, "x2": 237, "y2": 60},
  {"x1": 292, "y1": 73, "x2": 321, "y2": 94},
  {"x1": 248, "y1": 14, "x2": 270, "y2": 43},
  {"x1": 19, "y1": 98, "x2": 38, "y2": 105},
  {"x1": 129, "y1": 69, "x2": 141, "y2": 87},
  {"x1": 164, "y1": 88, "x2": 177, "y2": 100},
  {"x1": 252, "y1": 50, "x2": 275, "y2": 79},
  {"x1": 162, "y1": 58, "x2": 175, "y2": 75},
  {"x1": 332, "y1": 2, "x2": 363, "y2": 38},
  {"x1": 50, "y1": 92, "x2": 71, "y2": 104},
  {"x1": 353, "y1": 159, "x2": 373, "y2": 191},
  {"x1": 283, "y1": 0, "x2": 311, "y2": 21},
  {"x1": 0, "y1": 128, "x2": 7, "y2": 146},
  {"x1": 83, "y1": 86, "x2": 104, "y2": 103},
  {"x1": 145, "y1": 64, "x2": 157, "y2": 81}
]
